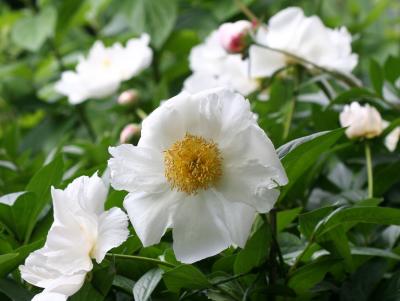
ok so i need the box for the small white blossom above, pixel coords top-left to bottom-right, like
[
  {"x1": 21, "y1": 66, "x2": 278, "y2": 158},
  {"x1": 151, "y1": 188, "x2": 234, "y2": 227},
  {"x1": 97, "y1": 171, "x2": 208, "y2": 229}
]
[
  {"x1": 20, "y1": 174, "x2": 129, "y2": 300},
  {"x1": 339, "y1": 102, "x2": 384, "y2": 139},
  {"x1": 108, "y1": 88, "x2": 287, "y2": 263},
  {"x1": 249, "y1": 7, "x2": 358, "y2": 77},
  {"x1": 55, "y1": 34, "x2": 152, "y2": 104}
]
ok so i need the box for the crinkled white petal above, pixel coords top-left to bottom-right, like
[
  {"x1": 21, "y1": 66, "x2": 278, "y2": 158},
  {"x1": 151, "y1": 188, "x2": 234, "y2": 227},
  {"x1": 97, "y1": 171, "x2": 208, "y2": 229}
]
[
  {"x1": 92, "y1": 207, "x2": 129, "y2": 263},
  {"x1": 108, "y1": 144, "x2": 165, "y2": 193},
  {"x1": 123, "y1": 188, "x2": 182, "y2": 246}
]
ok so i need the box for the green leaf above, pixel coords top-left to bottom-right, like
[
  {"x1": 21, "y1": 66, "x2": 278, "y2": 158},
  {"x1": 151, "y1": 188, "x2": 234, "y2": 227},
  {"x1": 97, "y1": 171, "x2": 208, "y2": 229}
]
[
  {"x1": 133, "y1": 268, "x2": 164, "y2": 301},
  {"x1": 24, "y1": 154, "x2": 64, "y2": 243},
  {"x1": 112, "y1": 275, "x2": 135, "y2": 294},
  {"x1": 374, "y1": 160, "x2": 400, "y2": 196},
  {"x1": 163, "y1": 265, "x2": 210, "y2": 293},
  {"x1": 11, "y1": 7, "x2": 57, "y2": 52},
  {"x1": 0, "y1": 253, "x2": 18, "y2": 265},
  {"x1": 288, "y1": 257, "x2": 341, "y2": 295},
  {"x1": 70, "y1": 283, "x2": 104, "y2": 301},
  {"x1": 279, "y1": 129, "x2": 344, "y2": 200},
  {"x1": 0, "y1": 278, "x2": 33, "y2": 301},
  {"x1": 369, "y1": 59, "x2": 384, "y2": 97},
  {"x1": 277, "y1": 207, "x2": 302, "y2": 232},
  {"x1": 328, "y1": 88, "x2": 376, "y2": 108},
  {"x1": 350, "y1": 247, "x2": 400, "y2": 260},
  {"x1": 234, "y1": 223, "x2": 271, "y2": 274},
  {"x1": 122, "y1": 0, "x2": 178, "y2": 48}
]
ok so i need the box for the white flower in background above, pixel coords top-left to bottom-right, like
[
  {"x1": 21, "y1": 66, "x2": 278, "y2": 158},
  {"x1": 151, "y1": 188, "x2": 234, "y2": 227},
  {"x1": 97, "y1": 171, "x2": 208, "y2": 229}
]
[
  {"x1": 183, "y1": 30, "x2": 259, "y2": 96},
  {"x1": 218, "y1": 20, "x2": 252, "y2": 53},
  {"x1": 20, "y1": 174, "x2": 129, "y2": 301},
  {"x1": 108, "y1": 88, "x2": 287, "y2": 263},
  {"x1": 249, "y1": 7, "x2": 358, "y2": 77},
  {"x1": 382, "y1": 120, "x2": 400, "y2": 152},
  {"x1": 120, "y1": 123, "x2": 141, "y2": 143},
  {"x1": 55, "y1": 34, "x2": 152, "y2": 105},
  {"x1": 339, "y1": 102, "x2": 384, "y2": 139}
]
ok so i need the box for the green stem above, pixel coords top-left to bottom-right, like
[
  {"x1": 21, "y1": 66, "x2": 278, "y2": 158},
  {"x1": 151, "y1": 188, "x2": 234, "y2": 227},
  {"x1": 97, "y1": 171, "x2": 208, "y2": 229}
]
[
  {"x1": 75, "y1": 103, "x2": 96, "y2": 141},
  {"x1": 365, "y1": 141, "x2": 374, "y2": 198},
  {"x1": 283, "y1": 97, "x2": 296, "y2": 141},
  {"x1": 268, "y1": 210, "x2": 278, "y2": 301},
  {"x1": 106, "y1": 253, "x2": 176, "y2": 268},
  {"x1": 234, "y1": 0, "x2": 260, "y2": 23}
]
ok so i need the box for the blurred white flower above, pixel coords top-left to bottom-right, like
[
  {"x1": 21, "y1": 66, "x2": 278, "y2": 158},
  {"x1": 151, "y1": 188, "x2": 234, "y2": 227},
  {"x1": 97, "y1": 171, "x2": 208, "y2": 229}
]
[
  {"x1": 383, "y1": 120, "x2": 400, "y2": 152},
  {"x1": 339, "y1": 102, "x2": 384, "y2": 139},
  {"x1": 184, "y1": 30, "x2": 258, "y2": 96},
  {"x1": 249, "y1": 7, "x2": 358, "y2": 77},
  {"x1": 20, "y1": 174, "x2": 129, "y2": 300},
  {"x1": 118, "y1": 89, "x2": 139, "y2": 105},
  {"x1": 120, "y1": 123, "x2": 141, "y2": 143},
  {"x1": 218, "y1": 20, "x2": 252, "y2": 53},
  {"x1": 55, "y1": 34, "x2": 152, "y2": 104},
  {"x1": 108, "y1": 88, "x2": 287, "y2": 263}
]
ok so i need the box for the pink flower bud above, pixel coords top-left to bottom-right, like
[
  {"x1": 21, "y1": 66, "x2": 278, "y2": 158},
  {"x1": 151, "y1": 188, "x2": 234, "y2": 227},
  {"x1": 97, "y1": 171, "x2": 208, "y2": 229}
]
[
  {"x1": 218, "y1": 20, "x2": 252, "y2": 53},
  {"x1": 119, "y1": 123, "x2": 141, "y2": 144},
  {"x1": 117, "y1": 89, "x2": 139, "y2": 105}
]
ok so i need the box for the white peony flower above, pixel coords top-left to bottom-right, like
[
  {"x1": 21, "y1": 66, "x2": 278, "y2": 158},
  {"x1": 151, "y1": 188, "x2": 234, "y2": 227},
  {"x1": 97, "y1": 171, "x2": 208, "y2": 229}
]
[
  {"x1": 249, "y1": 7, "x2": 358, "y2": 77},
  {"x1": 55, "y1": 34, "x2": 152, "y2": 105},
  {"x1": 108, "y1": 88, "x2": 287, "y2": 263},
  {"x1": 184, "y1": 30, "x2": 259, "y2": 96},
  {"x1": 20, "y1": 174, "x2": 129, "y2": 300},
  {"x1": 218, "y1": 20, "x2": 252, "y2": 53},
  {"x1": 339, "y1": 102, "x2": 384, "y2": 139}
]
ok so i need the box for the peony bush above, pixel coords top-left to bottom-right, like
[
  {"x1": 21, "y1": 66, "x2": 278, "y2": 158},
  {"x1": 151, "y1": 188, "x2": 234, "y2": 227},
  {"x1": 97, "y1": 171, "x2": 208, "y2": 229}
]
[{"x1": 0, "y1": 1, "x2": 400, "y2": 300}]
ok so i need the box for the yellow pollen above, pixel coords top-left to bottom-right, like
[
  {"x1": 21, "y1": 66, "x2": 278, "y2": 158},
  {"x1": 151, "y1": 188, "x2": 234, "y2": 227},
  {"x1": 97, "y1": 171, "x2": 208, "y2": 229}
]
[{"x1": 164, "y1": 134, "x2": 223, "y2": 195}]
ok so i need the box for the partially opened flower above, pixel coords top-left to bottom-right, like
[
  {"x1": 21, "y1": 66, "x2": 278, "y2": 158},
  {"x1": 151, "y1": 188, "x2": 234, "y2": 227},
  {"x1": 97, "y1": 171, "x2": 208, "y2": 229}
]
[
  {"x1": 120, "y1": 123, "x2": 141, "y2": 143},
  {"x1": 55, "y1": 34, "x2": 152, "y2": 104},
  {"x1": 20, "y1": 174, "x2": 129, "y2": 300},
  {"x1": 184, "y1": 30, "x2": 258, "y2": 96},
  {"x1": 339, "y1": 102, "x2": 384, "y2": 139},
  {"x1": 108, "y1": 88, "x2": 287, "y2": 263},
  {"x1": 249, "y1": 7, "x2": 358, "y2": 77}
]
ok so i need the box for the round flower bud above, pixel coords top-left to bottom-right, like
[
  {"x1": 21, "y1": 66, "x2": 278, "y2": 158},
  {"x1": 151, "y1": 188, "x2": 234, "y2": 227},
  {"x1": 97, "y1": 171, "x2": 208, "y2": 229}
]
[
  {"x1": 117, "y1": 89, "x2": 139, "y2": 106},
  {"x1": 339, "y1": 102, "x2": 384, "y2": 139},
  {"x1": 119, "y1": 123, "x2": 141, "y2": 144},
  {"x1": 218, "y1": 20, "x2": 252, "y2": 53}
]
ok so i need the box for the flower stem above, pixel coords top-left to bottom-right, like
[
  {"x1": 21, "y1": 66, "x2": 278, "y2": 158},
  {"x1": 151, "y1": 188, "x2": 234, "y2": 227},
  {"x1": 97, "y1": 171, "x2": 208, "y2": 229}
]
[
  {"x1": 234, "y1": 0, "x2": 260, "y2": 23},
  {"x1": 283, "y1": 97, "x2": 296, "y2": 141},
  {"x1": 268, "y1": 209, "x2": 278, "y2": 299},
  {"x1": 75, "y1": 103, "x2": 96, "y2": 141},
  {"x1": 106, "y1": 253, "x2": 176, "y2": 268},
  {"x1": 365, "y1": 141, "x2": 374, "y2": 198}
]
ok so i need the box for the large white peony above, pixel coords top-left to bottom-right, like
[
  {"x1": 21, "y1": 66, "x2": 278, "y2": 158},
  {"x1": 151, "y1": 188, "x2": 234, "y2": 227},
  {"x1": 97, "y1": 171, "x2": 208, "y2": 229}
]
[
  {"x1": 183, "y1": 30, "x2": 258, "y2": 96},
  {"x1": 108, "y1": 88, "x2": 287, "y2": 263},
  {"x1": 20, "y1": 174, "x2": 129, "y2": 301},
  {"x1": 55, "y1": 34, "x2": 152, "y2": 104},
  {"x1": 249, "y1": 7, "x2": 358, "y2": 77}
]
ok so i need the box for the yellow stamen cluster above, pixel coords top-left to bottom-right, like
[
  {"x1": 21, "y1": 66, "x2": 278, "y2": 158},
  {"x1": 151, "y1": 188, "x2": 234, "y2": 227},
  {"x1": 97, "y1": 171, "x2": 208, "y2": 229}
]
[{"x1": 164, "y1": 134, "x2": 223, "y2": 195}]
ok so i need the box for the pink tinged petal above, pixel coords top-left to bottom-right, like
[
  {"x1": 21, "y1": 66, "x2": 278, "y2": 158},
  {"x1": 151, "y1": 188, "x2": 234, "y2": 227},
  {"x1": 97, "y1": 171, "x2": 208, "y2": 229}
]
[
  {"x1": 108, "y1": 145, "x2": 165, "y2": 193},
  {"x1": 172, "y1": 192, "x2": 232, "y2": 264},
  {"x1": 123, "y1": 189, "x2": 182, "y2": 247},
  {"x1": 92, "y1": 207, "x2": 129, "y2": 263},
  {"x1": 32, "y1": 292, "x2": 68, "y2": 301}
]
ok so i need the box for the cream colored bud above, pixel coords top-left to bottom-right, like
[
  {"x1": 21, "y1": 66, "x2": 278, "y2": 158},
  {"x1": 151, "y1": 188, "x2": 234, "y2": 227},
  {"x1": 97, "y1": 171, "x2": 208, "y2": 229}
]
[
  {"x1": 118, "y1": 89, "x2": 139, "y2": 105},
  {"x1": 339, "y1": 102, "x2": 384, "y2": 139},
  {"x1": 119, "y1": 123, "x2": 141, "y2": 144}
]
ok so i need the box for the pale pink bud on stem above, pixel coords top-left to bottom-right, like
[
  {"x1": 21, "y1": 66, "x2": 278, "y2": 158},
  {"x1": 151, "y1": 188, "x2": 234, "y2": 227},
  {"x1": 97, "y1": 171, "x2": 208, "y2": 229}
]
[
  {"x1": 218, "y1": 20, "x2": 252, "y2": 53},
  {"x1": 119, "y1": 123, "x2": 141, "y2": 144},
  {"x1": 117, "y1": 89, "x2": 139, "y2": 106}
]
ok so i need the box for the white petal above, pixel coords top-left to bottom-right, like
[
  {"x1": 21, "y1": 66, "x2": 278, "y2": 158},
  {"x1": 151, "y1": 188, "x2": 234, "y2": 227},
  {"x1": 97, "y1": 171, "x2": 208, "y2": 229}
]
[
  {"x1": 249, "y1": 45, "x2": 286, "y2": 78},
  {"x1": 123, "y1": 189, "x2": 182, "y2": 246},
  {"x1": 92, "y1": 207, "x2": 129, "y2": 263},
  {"x1": 385, "y1": 127, "x2": 400, "y2": 152},
  {"x1": 172, "y1": 192, "x2": 231, "y2": 263},
  {"x1": 108, "y1": 144, "x2": 165, "y2": 193},
  {"x1": 32, "y1": 292, "x2": 67, "y2": 301}
]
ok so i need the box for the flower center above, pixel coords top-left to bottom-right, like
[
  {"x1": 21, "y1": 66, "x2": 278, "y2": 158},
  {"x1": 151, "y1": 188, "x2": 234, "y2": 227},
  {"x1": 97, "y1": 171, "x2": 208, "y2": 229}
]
[{"x1": 164, "y1": 133, "x2": 223, "y2": 195}]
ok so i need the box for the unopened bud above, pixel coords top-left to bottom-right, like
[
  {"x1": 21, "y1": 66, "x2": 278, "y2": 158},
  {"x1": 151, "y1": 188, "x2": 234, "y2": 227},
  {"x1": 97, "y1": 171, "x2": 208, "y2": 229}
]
[
  {"x1": 218, "y1": 20, "x2": 252, "y2": 53},
  {"x1": 118, "y1": 89, "x2": 139, "y2": 105},
  {"x1": 119, "y1": 123, "x2": 141, "y2": 144}
]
